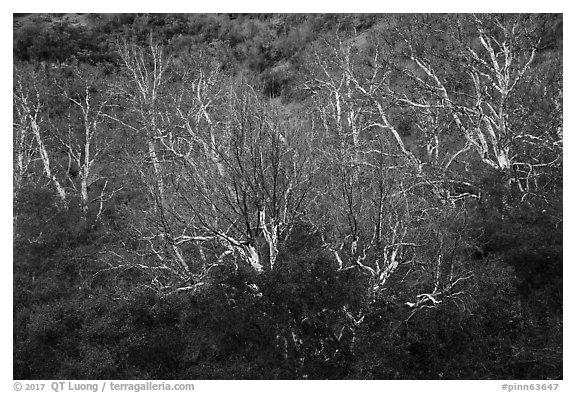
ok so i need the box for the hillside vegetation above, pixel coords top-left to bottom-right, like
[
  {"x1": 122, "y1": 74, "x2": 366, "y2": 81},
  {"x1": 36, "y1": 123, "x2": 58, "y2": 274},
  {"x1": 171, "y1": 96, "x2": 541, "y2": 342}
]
[{"x1": 13, "y1": 13, "x2": 562, "y2": 379}]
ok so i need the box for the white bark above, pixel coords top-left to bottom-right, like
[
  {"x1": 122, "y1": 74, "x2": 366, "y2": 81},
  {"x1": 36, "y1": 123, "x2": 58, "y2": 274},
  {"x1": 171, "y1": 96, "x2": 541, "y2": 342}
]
[
  {"x1": 14, "y1": 80, "x2": 67, "y2": 204},
  {"x1": 59, "y1": 78, "x2": 110, "y2": 218},
  {"x1": 402, "y1": 16, "x2": 538, "y2": 174},
  {"x1": 259, "y1": 208, "x2": 279, "y2": 270}
]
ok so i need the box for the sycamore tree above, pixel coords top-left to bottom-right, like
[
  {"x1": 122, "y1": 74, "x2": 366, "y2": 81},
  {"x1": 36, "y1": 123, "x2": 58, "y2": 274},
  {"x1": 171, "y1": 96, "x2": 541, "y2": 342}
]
[
  {"x1": 52, "y1": 64, "x2": 119, "y2": 220},
  {"x1": 302, "y1": 27, "x2": 481, "y2": 312},
  {"x1": 14, "y1": 63, "x2": 118, "y2": 225},
  {"x1": 107, "y1": 41, "x2": 317, "y2": 294},
  {"x1": 14, "y1": 64, "x2": 68, "y2": 205},
  {"x1": 101, "y1": 38, "x2": 195, "y2": 293},
  {"x1": 388, "y1": 14, "x2": 562, "y2": 207},
  {"x1": 164, "y1": 75, "x2": 317, "y2": 275},
  {"x1": 299, "y1": 14, "x2": 562, "y2": 314}
]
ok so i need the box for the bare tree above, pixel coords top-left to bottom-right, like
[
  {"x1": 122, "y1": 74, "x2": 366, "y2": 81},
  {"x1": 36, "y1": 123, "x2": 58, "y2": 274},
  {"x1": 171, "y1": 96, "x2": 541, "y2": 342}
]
[
  {"x1": 13, "y1": 90, "x2": 36, "y2": 197},
  {"x1": 304, "y1": 36, "x2": 411, "y2": 286},
  {"x1": 393, "y1": 14, "x2": 561, "y2": 203},
  {"x1": 107, "y1": 41, "x2": 318, "y2": 293},
  {"x1": 14, "y1": 66, "x2": 67, "y2": 205},
  {"x1": 160, "y1": 72, "x2": 317, "y2": 275},
  {"x1": 115, "y1": 37, "x2": 171, "y2": 204},
  {"x1": 304, "y1": 29, "x2": 476, "y2": 309},
  {"x1": 55, "y1": 65, "x2": 117, "y2": 219},
  {"x1": 106, "y1": 38, "x2": 199, "y2": 292}
]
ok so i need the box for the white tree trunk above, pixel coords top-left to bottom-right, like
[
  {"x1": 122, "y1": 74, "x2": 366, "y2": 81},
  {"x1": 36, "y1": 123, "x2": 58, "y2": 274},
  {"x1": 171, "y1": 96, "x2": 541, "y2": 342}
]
[
  {"x1": 30, "y1": 118, "x2": 67, "y2": 204},
  {"x1": 240, "y1": 243, "x2": 264, "y2": 273}
]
